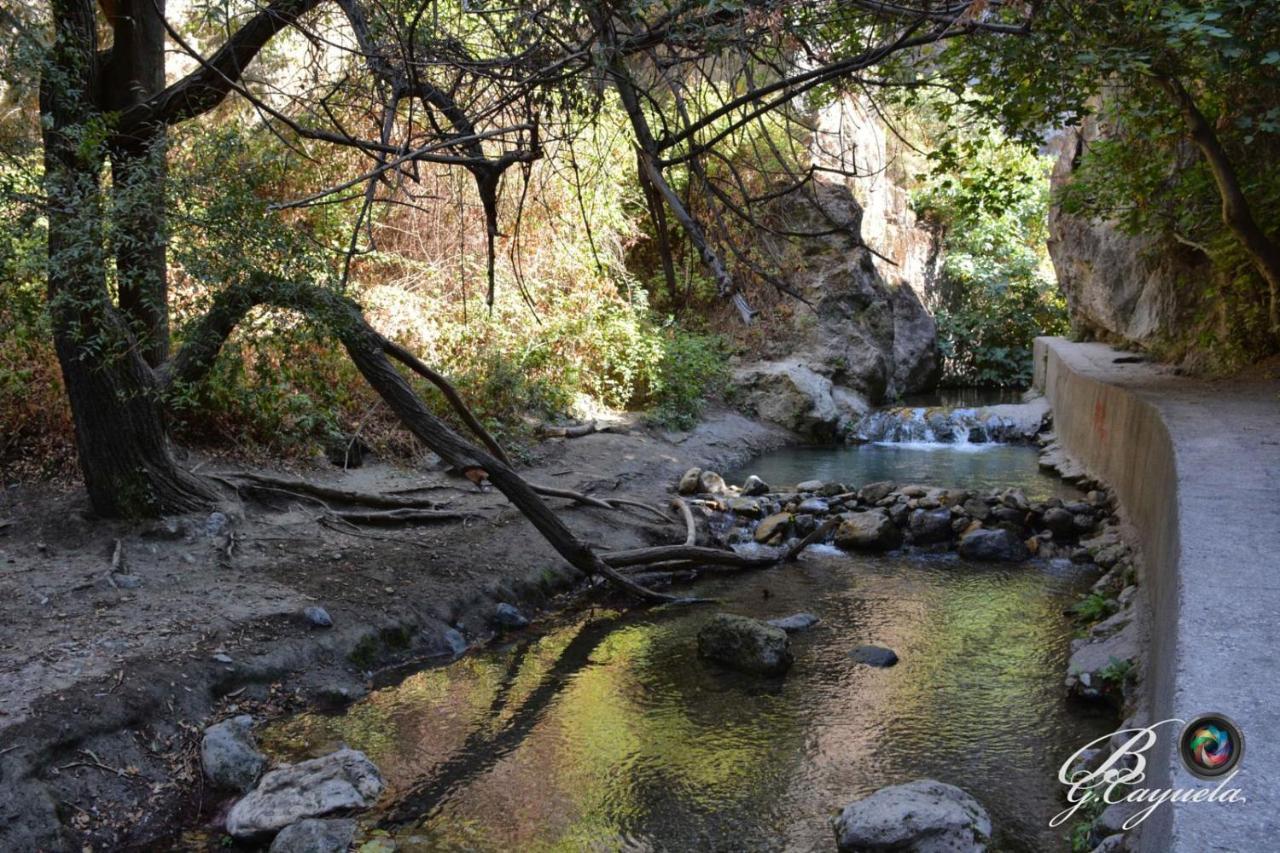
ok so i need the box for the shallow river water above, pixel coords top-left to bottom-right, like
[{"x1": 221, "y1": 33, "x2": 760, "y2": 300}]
[{"x1": 260, "y1": 444, "x2": 1111, "y2": 852}]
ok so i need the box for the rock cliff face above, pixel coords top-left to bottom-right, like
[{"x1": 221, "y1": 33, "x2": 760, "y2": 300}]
[
  {"x1": 1047, "y1": 117, "x2": 1205, "y2": 351},
  {"x1": 732, "y1": 97, "x2": 944, "y2": 439}
]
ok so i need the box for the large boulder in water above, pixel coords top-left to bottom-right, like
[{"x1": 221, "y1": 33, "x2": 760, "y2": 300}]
[
  {"x1": 958, "y1": 527, "x2": 1030, "y2": 563},
  {"x1": 226, "y1": 748, "x2": 384, "y2": 839},
  {"x1": 697, "y1": 614, "x2": 793, "y2": 676},
  {"x1": 834, "y1": 509, "x2": 902, "y2": 552},
  {"x1": 833, "y1": 779, "x2": 992, "y2": 852}
]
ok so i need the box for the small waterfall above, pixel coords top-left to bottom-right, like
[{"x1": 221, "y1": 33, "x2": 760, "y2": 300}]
[{"x1": 851, "y1": 403, "x2": 1044, "y2": 445}]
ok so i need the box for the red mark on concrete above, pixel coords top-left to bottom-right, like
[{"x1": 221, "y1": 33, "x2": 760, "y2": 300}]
[{"x1": 1093, "y1": 399, "x2": 1109, "y2": 444}]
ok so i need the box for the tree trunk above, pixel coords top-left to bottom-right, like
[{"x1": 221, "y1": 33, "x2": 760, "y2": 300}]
[
  {"x1": 42, "y1": 0, "x2": 213, "y2": 518},
  {"x1": 1161, "y1": 75, "x2": 1280, "y2": 336},
  {"x1": 105, "y1": 0, "x2": 170, "y2": 366}
]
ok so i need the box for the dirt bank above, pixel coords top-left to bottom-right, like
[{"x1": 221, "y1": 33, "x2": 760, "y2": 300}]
[{"x1": 0, "y1": 409, "x2": 791, "y2": 851}]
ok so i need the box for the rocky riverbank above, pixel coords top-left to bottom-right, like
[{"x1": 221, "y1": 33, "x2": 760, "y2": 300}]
[{"x1": 0, "y1": 409, "x2": 791, "y2": 851}]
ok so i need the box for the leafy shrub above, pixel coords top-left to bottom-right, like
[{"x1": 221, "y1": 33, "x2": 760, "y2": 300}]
[{"x1": 910, "y1": 107, "x2": 1069, "y2": 387}]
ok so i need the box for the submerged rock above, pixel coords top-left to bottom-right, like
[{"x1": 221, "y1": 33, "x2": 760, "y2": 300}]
[
  {"x1": 834, "y1": 509, "x2": 901, "y2": 552},
  {"x1": 201, "y1": 716, "x2": 266, "y2": 792},
  {"x1": 268, "y1": 818, "x2": 357, "y2": 853},
  {"x1": 849, "y1": 645, "x2": 899, "y2": 667},
  {"x1": 957, "y1": 528, "x2": 1030, "y2": 563},
  {"x1": 226, "y1": 748, "x2": 384, "y2": 839},
  {"x1": 767, "y1": 613, "x2": 821, "y2": 633},
  {"x1": 741, "y1": 475, "x2": 770, "y2": 496},
  {"x1": 697, "y1": 614, "x2": 793, "y2": 676},
  {"x1": 833, "y1": 778, "x2": 991, "y2": 853}
]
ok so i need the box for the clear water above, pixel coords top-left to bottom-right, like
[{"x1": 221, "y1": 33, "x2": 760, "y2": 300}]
[
  {"x1": 257, "y1": 445, "x2": 1107, "y2": 853},
  {"x1": 726, "y1": 443, "x2": 1075, "y2": 502}
]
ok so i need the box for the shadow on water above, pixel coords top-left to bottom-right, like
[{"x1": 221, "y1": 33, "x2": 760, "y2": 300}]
[{"x1": 262, "y1": 551, "x2": 1113, "y2": 852}]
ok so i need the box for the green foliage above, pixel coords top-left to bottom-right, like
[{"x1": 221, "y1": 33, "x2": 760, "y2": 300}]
[
  {"x1": 1099, "y1": 656, "x2": 1136, "y2": 689},
  {"x1": 1072, "y1": 593, "x2": 1119, "y2": 624},
  {"x1": 934, "y1": 0, "x2": 1280, "y2": 367},
  {"x1": 907, "y1": 99, "x2": 1069, "y2": 387}
]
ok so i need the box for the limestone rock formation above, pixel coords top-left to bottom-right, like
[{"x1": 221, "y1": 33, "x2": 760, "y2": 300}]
[
  {"x1": 1048, "y1": 118, "x2": 1202, "y2": 351},
  {"x1": 731, "y1": 97, "x2": 943, "y2": 439}
]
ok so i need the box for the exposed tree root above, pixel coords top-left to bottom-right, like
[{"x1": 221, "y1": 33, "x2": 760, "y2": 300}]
[
  {"x1": 220, "y1": 472, "x2": 447, "y2": 510},
  {"x1": 327, "y1": 508, "x2": 476, "y2": 525},
  {"x1": 602, "y1": 545, "x2": 776, "y2": 569},
  {"x1": 671, "y1": 498, "x2": 697, "y2": 546}
]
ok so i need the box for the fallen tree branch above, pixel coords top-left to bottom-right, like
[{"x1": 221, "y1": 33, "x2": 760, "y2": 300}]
[
  {"x1": 782, "y1": 517, "x2": 840, "y2": 562},
  {"x1": 540, "y1": 420, "x2": 597, "y2": 438},
  {"x1": 602, "y1": 544, "x2": 775, "y2": 569}
]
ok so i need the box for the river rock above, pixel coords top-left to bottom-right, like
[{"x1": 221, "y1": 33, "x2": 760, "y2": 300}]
[
  {"x1": 201, "y1": 716, "x2": 266, "y2": 792},
  {"x1": 226, "y1": 748, "x2": 384, "y2": 839},
  {"x1": 958, "y1": 528, "x2": 1030, "y2": 562},
  {"x1": 1042, "y1": 506, "x2": 1076, "y2": 537},
  {"x1": 677, "y1": 467, "x2": 702, "y2": 495},
  {"x1": 1066, "y1": 620, "x2": 1139, "y2": 705},
  {"x1": 697, "y1": 614, "x2": 793, "y2": 676},
  {"x1": 422, "y1": 624, "x2": 468, "y2": 659},
  {"x1": 493, "y1": 602, "x2": 529, "y2": 629},
  {"x1": 858, "y1": 481, "x2": 897, "y2": 504},
  {"x1": 815, "y1": 481, "x2": 848, "y2": 497},
  {"x1": 849, "y1": 644, "x2": 898, "y2": 667},
  {"x1": 741, "y1": 475, "x2": 770, "y2": 496},
  {"x1": 833, "y1": 778, "x2": 991, "y2": 853},
  {"x1": 699, "y1": 470, "x2": 728, "y2": 495},
  {"x1": 834, "y1": 509, "x2": 902, "y2": 552},
  {"x1": 725, "y1": 496, "x2": 763, "y2": 518},
  {"x1": 797, "y1": 497, "x2": 830, "y2": 514},
  {"x1": 754, "y1": 513, "x2": 791, "y2": 544},
  {"x1": 268, "y1": 818, "x2": 357, "y2": 853},
  {"x1": 796, "y1": 479, "x2": 826, "y2": 493},
  {"x1": 908, "y1": 508, "x2": 953, "y2": 545},
  {"x1": 303, "y1": 606, "x2": 333, "y2": 628},
  {"x1": 767, "y1": 613, "x2": 821, "y2": 633},
  {"x1": 961, "y1": 497, "x2": 991, "y2": 521}
]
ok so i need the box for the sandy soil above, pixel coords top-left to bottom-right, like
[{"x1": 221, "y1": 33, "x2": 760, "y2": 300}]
[{"x1": 0, "y1": 409, "x2": 791, "y2": 851}]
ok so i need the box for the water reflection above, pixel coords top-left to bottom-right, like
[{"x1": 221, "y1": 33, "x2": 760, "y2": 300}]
[
  {"x1": 726, "y1": 443, "x2": 1075, "y2": 502},
  {"x1": 262, "y1": 552, "x2": 1109, "y2": 852}
]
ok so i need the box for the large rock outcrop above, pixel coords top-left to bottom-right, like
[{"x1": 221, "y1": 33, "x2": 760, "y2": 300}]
[
  {"x1": 732, "y1": 97, "x2": 943, "y2": 439},
  {"x1": 1047, "y1": 117, "x2": 1204, "y2": 352}
]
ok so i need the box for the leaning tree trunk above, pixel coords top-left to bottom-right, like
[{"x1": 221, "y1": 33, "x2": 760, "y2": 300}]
[{"x1": 42, "y1": 0, "x2": 214, "y2": 518}]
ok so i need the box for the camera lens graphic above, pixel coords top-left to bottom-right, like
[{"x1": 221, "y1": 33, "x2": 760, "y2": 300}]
[{"x1": 1180, "y1": 714, "x2": 1244, "y2": 778}]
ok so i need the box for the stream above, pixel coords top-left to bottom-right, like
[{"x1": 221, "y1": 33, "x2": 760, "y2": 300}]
[{"x1": 257, "y1": 438, "x2": 1112, "y2": 852}]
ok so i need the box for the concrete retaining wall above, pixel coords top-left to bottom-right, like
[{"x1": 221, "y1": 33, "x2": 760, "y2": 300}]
[{"x1": 1034, "y1": 337, "x2": 1280, "y2": 853}]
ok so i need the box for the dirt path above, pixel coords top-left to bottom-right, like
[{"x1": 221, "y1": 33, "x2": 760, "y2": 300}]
[{"x1": 0, "y1": 409, "x2": 790, "y2": 851}]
